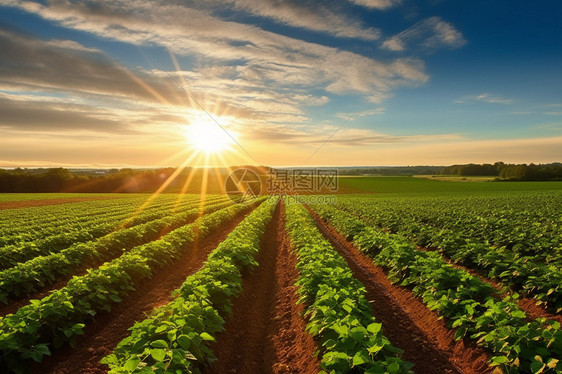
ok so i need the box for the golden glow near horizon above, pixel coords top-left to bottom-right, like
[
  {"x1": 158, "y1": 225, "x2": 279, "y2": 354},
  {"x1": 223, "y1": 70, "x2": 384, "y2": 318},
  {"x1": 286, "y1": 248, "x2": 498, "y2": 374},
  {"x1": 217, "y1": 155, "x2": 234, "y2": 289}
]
[
  {"x1": 1, "y1": 1, "x2": 562, "y2": 168},
  {"x1": 184, "y1": 118, "x2": 236, "y2": 155}
]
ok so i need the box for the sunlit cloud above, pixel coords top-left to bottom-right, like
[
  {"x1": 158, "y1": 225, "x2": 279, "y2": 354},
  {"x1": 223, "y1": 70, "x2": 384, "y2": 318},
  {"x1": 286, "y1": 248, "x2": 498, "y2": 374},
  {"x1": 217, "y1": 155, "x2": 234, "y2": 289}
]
[
  {"x1": 0, "y1": 0, "x2": 427, "y2": 97},
  {"x1": 349, "y1": 0, "x2": 401, "y2": 10},
  {"x1": 0, "y1": 0, "x2": 486, "y2": 168},
  {"x1": 382, "y1": 16, "x2": 466, "y2": 52},
  {"x1": 243, "y1": 123, "x2": 462, "y2": 147},
  {"x1": 213, "y1": 0, "x2": 381, "y2": 40},
  {"x1": 534, "y1": 123, "x2": 562, "y2": 131},
  {"x1": 335, "y1": 107, "x2": 385, "y2": 120},
  {"x1": 455, "y1": 93, "x2": 513, "y2": 104}
]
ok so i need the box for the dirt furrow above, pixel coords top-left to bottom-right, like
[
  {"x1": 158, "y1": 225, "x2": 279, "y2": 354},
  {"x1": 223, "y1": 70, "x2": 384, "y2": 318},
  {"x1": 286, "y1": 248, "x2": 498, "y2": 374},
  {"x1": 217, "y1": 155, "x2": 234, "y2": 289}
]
[
  {"x1": 307, "y1": 207, "x2": 492, "y2": 374},
  {"x1": 34, "y1": 209, "x2": 253, "y2": 374},
  {"x1": 206, "y1": 202, "x2": 320, "y2": 374}
]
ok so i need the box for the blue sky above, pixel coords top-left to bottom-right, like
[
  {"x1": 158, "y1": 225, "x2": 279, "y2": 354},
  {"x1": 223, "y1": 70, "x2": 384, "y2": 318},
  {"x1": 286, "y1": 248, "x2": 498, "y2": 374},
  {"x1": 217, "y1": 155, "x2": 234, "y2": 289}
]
[{"x1": 0, "y1": 0, "x2": 560, "y2": 167}]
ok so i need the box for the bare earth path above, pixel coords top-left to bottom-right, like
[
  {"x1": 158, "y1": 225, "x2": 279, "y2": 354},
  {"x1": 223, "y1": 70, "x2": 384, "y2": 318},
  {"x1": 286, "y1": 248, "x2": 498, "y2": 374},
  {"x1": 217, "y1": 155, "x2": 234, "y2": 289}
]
[{"x1": 206, "y1": 202, "x2": 320, "y2": 374}]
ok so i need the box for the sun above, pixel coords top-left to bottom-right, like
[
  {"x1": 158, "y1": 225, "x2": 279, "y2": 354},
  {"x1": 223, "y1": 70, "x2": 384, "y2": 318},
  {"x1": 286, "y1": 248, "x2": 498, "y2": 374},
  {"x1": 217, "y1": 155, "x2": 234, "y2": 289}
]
[{"x1": 184, "y1": 120, "x2": 235, "y2": 154}]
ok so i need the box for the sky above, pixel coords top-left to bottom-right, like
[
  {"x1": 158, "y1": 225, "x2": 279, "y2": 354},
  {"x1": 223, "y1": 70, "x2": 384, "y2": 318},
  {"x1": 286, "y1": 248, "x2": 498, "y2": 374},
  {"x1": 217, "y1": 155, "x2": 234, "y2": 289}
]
[{"x1": 0, "y1": 0, "x2": 561, "y2": 167}]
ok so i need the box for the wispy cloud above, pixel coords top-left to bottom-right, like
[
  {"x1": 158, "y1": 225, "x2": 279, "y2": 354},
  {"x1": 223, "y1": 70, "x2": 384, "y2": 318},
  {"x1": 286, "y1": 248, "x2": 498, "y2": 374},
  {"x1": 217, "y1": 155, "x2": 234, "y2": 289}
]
[
  {"x1": 349, "y1": 0, "x2": 401, "y2": 10},
  {"x1": 335, "y1": 107, "x2": 385, "y2": 120},
  {"x1": 0, "y1": 0, "x2": 432, "y2": 146},
  {"x1": 455, "y1": 93, "x2": 513, "y2": 104},
  {"x1": 244, "y1": 123, "x2": 462, "y2": 147},
  {"x1": 534, "y1": 103, "x2": 562, "y2": 108},
  {"x1": 0, "y1": 96, "x2": 137, "y2": 134},
  {"x1": 0, "y1": 0, "x2": 480, "y2": 167},
  {"x1": 534, "y1": 123, "x2": 562, "y2": 131},
  {"x1": 215, "y1": 0, "x2": 381, "y2": 40},
  {"x1": 382, "y1": 16, "x2": 466, "y2": 52},
  {"x1": 0, "y1": 28, "x2": 189, "y2": 107},
  {"x1": 0, "y1": 0, "x2": 428, "y2": 97}
]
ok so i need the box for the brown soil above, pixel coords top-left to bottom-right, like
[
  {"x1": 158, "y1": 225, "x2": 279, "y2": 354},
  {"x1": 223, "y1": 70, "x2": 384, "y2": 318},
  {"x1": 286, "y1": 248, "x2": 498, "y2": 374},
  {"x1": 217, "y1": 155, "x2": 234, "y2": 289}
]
[
  {"x1": 34, "y1": 209, "x2": 254, "y2": 374},
  {"x1": 307, "y1": 207, "x2": 493, "y2": 374},
  {"x1": 417, "y1": 247, "x2": 562, "y2": 323},
  {"x1": 205, "y1": 202, "x2": 320, "y2": 374},
  {"x1": 0, "y1": 196, "x2": 114, "y2": 210},
  {"x1": 518, "y1": 297, "x2": 562, "y2": 324}
]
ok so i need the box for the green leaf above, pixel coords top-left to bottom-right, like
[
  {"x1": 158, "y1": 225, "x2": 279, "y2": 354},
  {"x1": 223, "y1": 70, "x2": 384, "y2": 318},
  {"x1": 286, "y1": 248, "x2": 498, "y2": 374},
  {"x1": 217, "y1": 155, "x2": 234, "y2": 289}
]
[
  {"x1": 151, "y1": 348, "x2": 167, "y2": 362},
  {"x1": 100, "y1": 354, "x2": 118, "y2": 366},
  {"x1": 155, "y1": 325, "x2": 167, "y2": 334},
  {"x1": 352, "y1": 350, "x2": 371, "y2": 366},
  {"x1": 331, "y1": 323, "x2": 349, "y2": 337},
  {"x1": 63, "y1": 301, "x2": 74, "y2": 309},
  {"x1": 367, "y1": 323, "x2": 382, "y2": 334},
  {"x1": 322, "y1": 339, "x2": 337, "y2": 349},
  {"x1": 177, "y1": 335, "x2": 191, "y2": 350},
  {"x1": 30, "y1": 344, "x2": 50, "y2": 363},
  {"x1": 387, "y1": 361, "x2": 400, "y2": 374},
  {"x1": 452, "y1": 319, "x2": 464, "y2": 328},
  {"x1": 151, "y1": 339, "x2": 169, "y2": 349},
  {"x1": 367, "y1": 343, "x2": 384, "y2": 355},
  {"x1": 200, "y1": 332, "x2": 215, "y2": 341},
  {"x1": 511, "y1": 310, "x2": 526, "y2": 319},
  {"x1": 72, "y1": 323, "x2": 85, "y2": 335},
  {"x1": 365, "y1": 363, "x2": 385, "y2": 373},
  {"x1": 490, "y1": 356, "x2": 508, "y2": 366},
  {"x1": 530, "y1": 360, "x2": 545, "y2": 373},
  {"x1": 123, "y1": 357, "x2": 140, "y2": 371}
]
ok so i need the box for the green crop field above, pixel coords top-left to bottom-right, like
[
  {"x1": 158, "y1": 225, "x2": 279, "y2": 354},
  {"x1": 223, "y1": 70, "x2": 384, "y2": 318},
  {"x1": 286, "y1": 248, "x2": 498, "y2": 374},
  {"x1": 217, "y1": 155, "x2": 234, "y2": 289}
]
[
  {"x1": 0, "y1": 178, "x2": 560, "y2": 374},
  {"x1": 3, "y1": 1, "x2": 561, "y2": 372}
]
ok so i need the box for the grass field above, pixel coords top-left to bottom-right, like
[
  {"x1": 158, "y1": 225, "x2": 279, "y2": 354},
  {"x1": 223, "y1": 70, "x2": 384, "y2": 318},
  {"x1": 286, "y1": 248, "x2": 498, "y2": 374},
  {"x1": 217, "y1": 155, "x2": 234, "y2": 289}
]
[
  {"x1": 338, "y1": 175, "x2": 562, "y2": 194},
  {"x1": 0, "y1": 179, "x2": 560, "y2": 373},
  {"x1": 0, "y1": 193, "x2": 122, "y2": 202},
  {"x1": 413, "y1": 175, "x2": 497, "y2": 182}
]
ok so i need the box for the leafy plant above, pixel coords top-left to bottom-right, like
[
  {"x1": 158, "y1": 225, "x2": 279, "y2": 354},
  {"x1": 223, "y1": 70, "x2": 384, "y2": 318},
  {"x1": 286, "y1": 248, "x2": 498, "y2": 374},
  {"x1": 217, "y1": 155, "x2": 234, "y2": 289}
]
[
  {"x1": 102, "y1": 196, "x2": 278, "y2": 373},
  {"x1": 285, "y1": 201, "x2": 413, "y2": 374},
  {"x1": 312, "y1": 203, "x2": 562, "y2": 373},
  {"x1": 0, "y1": 198, "x2": 262, "y2": 372},
  {"x1": 0, "y1": 197, "x2": 232, "y2": 304}
]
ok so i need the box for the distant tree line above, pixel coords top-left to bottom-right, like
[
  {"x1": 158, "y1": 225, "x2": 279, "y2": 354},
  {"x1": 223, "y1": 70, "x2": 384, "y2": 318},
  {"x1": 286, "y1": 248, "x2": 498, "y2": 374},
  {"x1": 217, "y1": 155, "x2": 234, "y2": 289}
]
[
  {"x1": 0, "y1": 168, "x2": 177, "y2": 193},
  {"x1": 0, "y1": 166, "x2": 267, "y2": 193},
  {"x1": 440, "y1": 162, "x2": 562, "y2": 180},
  {"x1": 338, "y1": 166, "x2": 443, "y2": 176}
]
